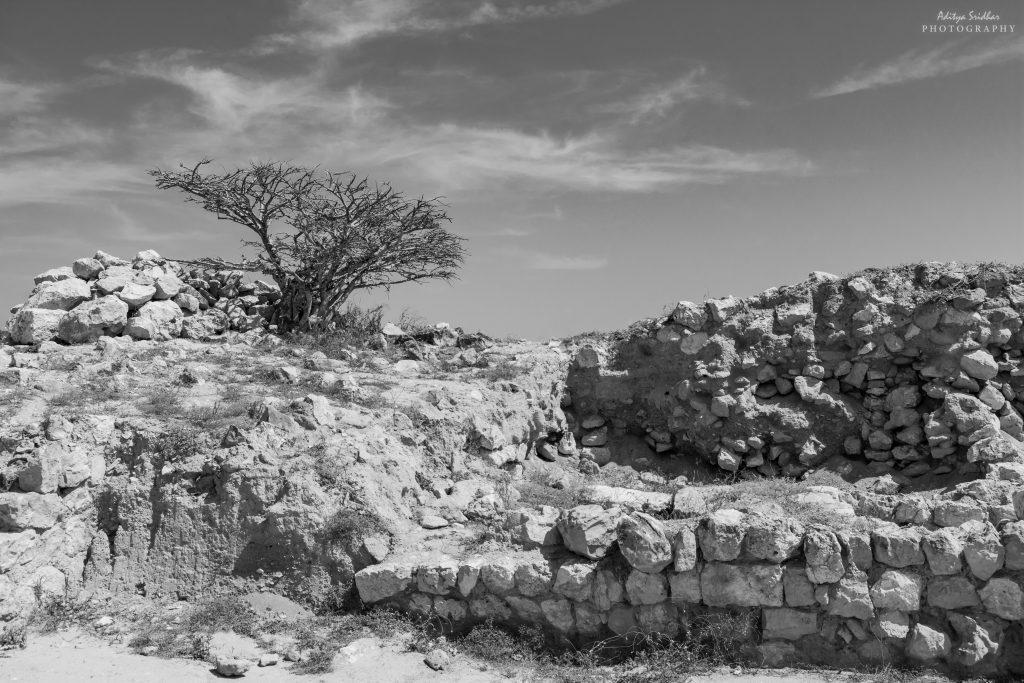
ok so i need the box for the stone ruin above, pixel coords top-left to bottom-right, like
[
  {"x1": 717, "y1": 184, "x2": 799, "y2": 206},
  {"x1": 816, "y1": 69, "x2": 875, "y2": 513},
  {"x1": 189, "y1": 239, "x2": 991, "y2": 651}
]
[
  {"x1": 3, "y1": 257, "x2": 1024, "y2": 676},
  {"x1": 5, "y1": 249, "x2": 281, "y2": 346},
  {"x1": 355, "y1": 262, "x2": 1024, "y2": 677}
]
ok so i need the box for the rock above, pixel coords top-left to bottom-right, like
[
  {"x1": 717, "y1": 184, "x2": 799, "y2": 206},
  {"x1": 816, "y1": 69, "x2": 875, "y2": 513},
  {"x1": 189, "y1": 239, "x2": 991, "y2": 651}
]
[
  {"x1": 558, "y1": 505, "x2": 620, "y2": 559},
  {"x1": 116, "y1": 282, "x2": 157, "y2": 309},
  {"x1": 617, "y1": 512, "x2": 673, "y2": 573},
  {"x1": 153, "y1": 274, "x2": 182, "y2": 300},
  {"x1": 869, "y1": 570, "x2": 922, "y2": 612},
  {"x1": 717, "y1": 448, "x2": 741, "y2": 471},
  {"x1": 962, "y1": 521, "x2": 1005, "y2": 580},
  {"x1": 922, "y1": 528, "x2": 963, "y2": 575},
  {"x1": 0, "y1": 492, "x2": 61, "y2": 531},
  {"x1": 57, "y1": 296, "x2": 129, "y2": 343},
  {"x1": 872, "y1": 610, "x2": 910, "y2": 640},
  {"x1": 581, "y1": 426, "x2": 608, "y2": 447},
  {"x1": 927, "y1": 576, "x2": 980, "y2": 609},
  {"x1": 979, "y1": 577, "x2": 1024, "y2": 620},
  {"x1": 257, "y1": 654, "x2": 279, "y2": 667},
  {"x1": 354, "y1": 563, "x2": 413, "y2": 603},
  {"x1": 762, "y1": 608, "x2": 818, "y2": 640},
  {"x1": 393, "y1": 360, "x2": 419, "y2": 374},
  {"x1": 9, "y1": 308, "x2": 65, "y2": 344},
  {"x1": 624, "y1": 569, "x2": 668, "y2": 605},
  {"x1": 33, "y1": 266, "x2": 76, "y2": 285},
  {"x1": 671, "y1": 301, "x2": 707, "y2": 329},
  {"x1": 535, "y1": 441, "x2": 558, "y2": 462},
  {"x1": 803, "y1": 527, "x2": 844, "y2": 582},
  {"x1": 72, "y1": 258, "x2": 103, "y2": 280},
  {"x1": 92, "y1": 616, "x2": 114, "y2": 628},
  {"x1": 94, "y1": 250, "x2": 129, "y2": 267},
  {"x1": 698, "y1": 509, "x2": 746, "y2": 561},
  {"x1": 872, "y1": 526, "x2": 924, "y2": 567},
  {"x1": 948, "y1": 613, "x2": 1001, "y2": 667},
  {"x1": 960, "y1": 350, "x2": 999, "y2": 381},
  {"x1": 700, "y1": 563, "x2": 783, "y2": 607},
  {"x1": 126, "y1": 300, "x2": 184, "y2": 340},
  {"x1": 1001, "y1": 520, "x2": 1024, "y2": 570},
  {"x1": 215, "y1": 657, "x2": 253, "y2": 676},
  {"x1": 667, "y1": 569, "x2": 701, "y2": 603},
  {"x1": 906, "y1": 624, "x2": 951, "y2": 662},
  {"x1": 134, "y1": 249, "x2": 161, "y2": 263},
  {"x1": 181, "y1": 311, "x2": 229, "y2": 339},
  {"x1": 580, "y1": 485, "x2": 672, "y2": 513},
  {"x1": 827, "y1": 571, "x2": 874, "y2": 620},
  {"x1": 25, "y1": 278, "x2": 90, "y2": 310},
  {"x1": 419, "y1": 515, "x2": 448, "y2": 530},
  {"x1": 423, "y1": 649, "x2": 451, "y2": 671},
  {"x1": 967, "y1": 433, "x2": 1024, "y2": 463},
  {"x1": 552, "y1": 559, "x2": 596, "y2": 601},
  {"x1": 477, "y1": 424, "x2": 506, "y2": 450}
]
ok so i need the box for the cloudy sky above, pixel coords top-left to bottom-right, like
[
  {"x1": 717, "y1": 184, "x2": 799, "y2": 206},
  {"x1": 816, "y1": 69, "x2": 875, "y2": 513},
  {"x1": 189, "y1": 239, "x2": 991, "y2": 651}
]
[{"x1": 2, "y1": 0, "x2": 1022, "y2": 338}]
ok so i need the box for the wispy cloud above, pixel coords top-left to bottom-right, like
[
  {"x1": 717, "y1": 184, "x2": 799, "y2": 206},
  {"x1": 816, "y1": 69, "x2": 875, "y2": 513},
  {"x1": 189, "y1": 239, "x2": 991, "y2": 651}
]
[
  {"x1": 0, "y1": 79, "x2": 52, "y2": 116},
  {"x1": 531, "y1": 253, "x2": 608, "y2": 270},
  {"x1": 600, "y1": 67, "x2": 750, "y2": 122},
  {"x1": 92, "y1": 55, "x2": 811, "y2": 194},
  {"x1": 258, "y1": 0, "x2": 627, "y2": 52},
  {"x1": 812, "y1": 37, "x2": 1024, "y2": 98},
  {"x1": 495, "y1": 246, "x2": 608, "y2": 270}
]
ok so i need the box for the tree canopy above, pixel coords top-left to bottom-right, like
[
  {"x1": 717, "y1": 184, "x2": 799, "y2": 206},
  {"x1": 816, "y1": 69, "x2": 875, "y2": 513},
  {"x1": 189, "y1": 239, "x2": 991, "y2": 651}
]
[{"x1": 149, "y1": 160, "x2": 466, "y2": 332}]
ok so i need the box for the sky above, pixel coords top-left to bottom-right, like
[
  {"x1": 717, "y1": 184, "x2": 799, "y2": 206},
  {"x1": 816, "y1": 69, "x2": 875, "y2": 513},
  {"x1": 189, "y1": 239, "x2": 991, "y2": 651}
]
[{"x1": 1, "y1": 0, "x2": 1022, "y2": 339}]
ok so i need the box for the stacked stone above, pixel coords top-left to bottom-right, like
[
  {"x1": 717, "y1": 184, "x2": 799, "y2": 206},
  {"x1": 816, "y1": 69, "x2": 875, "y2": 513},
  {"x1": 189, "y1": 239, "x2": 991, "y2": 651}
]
[
  {"x1": 567, "y1": 263, "x2": 1024, "y2": 479},
  {"x1": 356, "y1": 492, "x2": 1024, "y2": 675},
  {"x1": 5, "y1": 250, "x2": 281, "y2": 346}
]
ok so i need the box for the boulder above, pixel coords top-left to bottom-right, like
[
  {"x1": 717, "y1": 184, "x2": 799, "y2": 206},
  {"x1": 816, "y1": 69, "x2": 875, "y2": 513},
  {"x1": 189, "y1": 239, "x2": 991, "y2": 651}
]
[
  {"x1": 624, "y1": 569, "x2": 668, "y2": 606},
  {"x1": 961, "y1": 521, "x2": 1005, "y2": 580},
  {"x1": 617, "y1": 512, "x2": 673, "y2": 573},
  {"x1": 948, "y1": 613, "x2": 1002, "y2": 667},
  {"x1": 744, "y1": 517, "x2": 803, "y2": 563},
  {"x1": 698, "y1": 509, "x2": 747, "y2": 561},
  {"x1": 967, "y1": 433, "x2": 1024, "y2": 463},
  {"x1": 94, "y1": 250, "x2": 129, "y2": 267},
  {"x1": 72, "y1": 258, "x2": 104, "y2": 280},
  {"x1": 827, "y1": 571, "x2": 874, "y2": 620},
  {"x1": 33, "y1": 266, "x2": 75, "y2": 285},
  {"x1": 872, "y1": 526, "x2": 924, "y2": 567},
  {"x1": 869, "y1": 570, "x2": 923, "y2": 612},
  {"x1": 960, "y1": 350, "x2": 999, "y2": 381},
  {"x1": 979, "y1": 577, "x2": 1024, "y2": 620},
  {"x1": 117, "y1": 283, "x2": 156, "y2": 309},
  {"x1": 9, "y1": 308, "x2": 65, "y2": 344},
  {"x1": 906, "y1": 624, "x2": 951, "y2": 662},
  {"x1": 57, "y1": 296, "x2": 129, "y2": 343},
  {"x1": 0, "y1": 493, "x2": 61, "y2": 531},
  {"x1": 927, "y1": 576, "x2": 980, "y2": 609},
  {"x1": 922, "y1": 528, "x2": 963, "y2": 575},
  {"x1": 762, "y1": 608, "x2": 818, "y2": 640},
  {"x1": 803, "y1": 527, "x2": 844, "y2": 583},
  {"x1": 700, "y1": 563, "x2": 783, "y2": 607},
  {"x1": 126, "y1": 300, "x2": 184, "y2": 340},
  {"x1": 153, "y1": 274, "x2": 182, "y2": 300},
  {"x1": 558, "y1": 505, "x2": 621, "y2": 559},
  {"x1": 552, "y1": 559, "x2": 596, "y2": 601},
  {"x1": 25, "y1": 278, "x2": 91, "y2": 310},
  {"x1": 354, "y1": 563, "x2": 413, "y2": 603},
  {"x1": 181, "y1": 310, "x2": 229, "y2": 339}
]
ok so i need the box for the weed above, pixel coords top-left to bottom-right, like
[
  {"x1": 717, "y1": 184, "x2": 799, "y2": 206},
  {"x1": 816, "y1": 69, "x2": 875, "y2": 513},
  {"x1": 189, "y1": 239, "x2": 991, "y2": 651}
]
[
  {"x1": 151, "y1": 424, "x2": 206, "y2": 462},
  {"x1": 30, "y1": 585, "x2": 90, "y2": 633},
  {"x1": 479, "y1": 358, "x2": 533, "y2": 382},
  {"x1": 322, "y1": 508, "x2": 391, "y2": 547}
]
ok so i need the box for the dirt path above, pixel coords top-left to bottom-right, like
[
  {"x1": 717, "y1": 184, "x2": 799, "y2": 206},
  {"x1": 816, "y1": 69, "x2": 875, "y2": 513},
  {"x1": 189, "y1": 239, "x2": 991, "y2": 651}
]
[{"x1": 0, "y1": 630, "x2": 896, "y2": 683}]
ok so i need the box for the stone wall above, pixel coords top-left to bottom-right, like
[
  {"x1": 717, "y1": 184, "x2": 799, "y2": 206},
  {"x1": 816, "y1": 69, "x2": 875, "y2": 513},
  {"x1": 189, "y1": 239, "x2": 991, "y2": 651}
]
[
  {"x1": 565, "y1": 263, "x2": 1024, "y2": 479},
  {"x1": 4, "y1": 249, "x2": 280, "y2": 346},
  {"x1": 355, "y1": 492, "x2": 1024, "y2": 676}
]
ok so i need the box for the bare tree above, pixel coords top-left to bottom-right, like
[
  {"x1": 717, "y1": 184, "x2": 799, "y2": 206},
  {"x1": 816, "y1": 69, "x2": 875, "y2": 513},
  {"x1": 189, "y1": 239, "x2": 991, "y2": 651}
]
[{"x1": 148, "y1": 160, "x2": 466, "y2": 332}]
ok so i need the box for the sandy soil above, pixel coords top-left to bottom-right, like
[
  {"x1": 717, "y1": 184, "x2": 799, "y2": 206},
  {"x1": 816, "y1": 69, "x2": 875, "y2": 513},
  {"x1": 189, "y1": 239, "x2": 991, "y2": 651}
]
[{"x1": 0, "y1": 629, "x2": 903, "y2": 683}]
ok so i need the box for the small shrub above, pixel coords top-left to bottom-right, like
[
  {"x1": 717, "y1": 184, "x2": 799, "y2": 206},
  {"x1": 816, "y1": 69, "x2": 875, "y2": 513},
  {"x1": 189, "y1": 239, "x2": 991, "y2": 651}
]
[
  {"x1": 322, "y1": 508, "x2": 391, "y2": 546},
  {"x1": 458, "y1": 621, "x2": 548, "y2": 666},
  {"x1": 31, "y1": 585, "x2": 90, "y2": 633},
  {"x1": 151, "y1": 424, "x2": 206, "y2": 462},
  {"x1": 479, "y1": 358, "x2": 532, "y2": 382}
]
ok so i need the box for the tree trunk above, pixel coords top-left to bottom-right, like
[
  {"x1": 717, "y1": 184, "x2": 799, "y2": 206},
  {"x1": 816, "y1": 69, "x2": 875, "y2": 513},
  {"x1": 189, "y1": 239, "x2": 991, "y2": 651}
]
[{"x1": 271, "y1": 279, "x2": 315, "y2": 333}]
